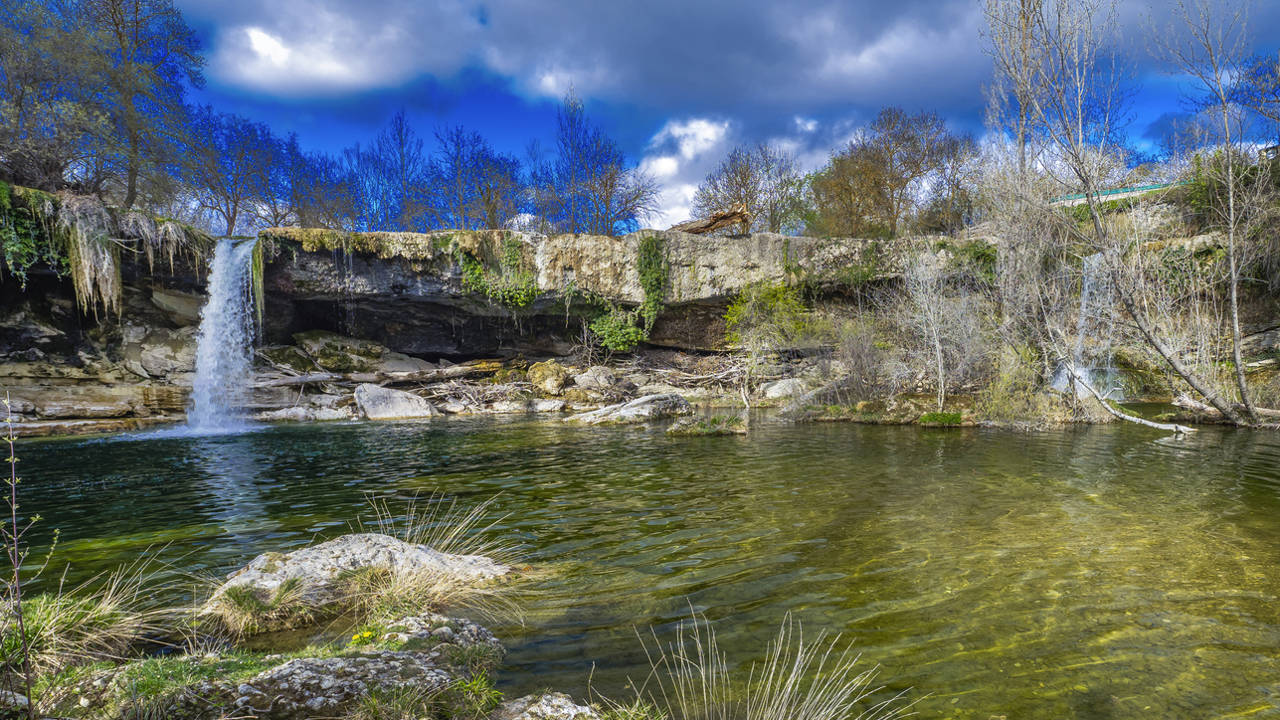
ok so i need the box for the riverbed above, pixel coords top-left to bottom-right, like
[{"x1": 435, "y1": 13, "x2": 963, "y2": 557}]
[{"x1": 16, "y1": 417, "x2": 1280, "y2": 718}]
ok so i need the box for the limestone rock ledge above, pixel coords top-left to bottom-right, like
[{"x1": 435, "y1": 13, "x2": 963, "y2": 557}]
[{"x1": 202, "y1": 533, "x2": 510, "y2": 634}]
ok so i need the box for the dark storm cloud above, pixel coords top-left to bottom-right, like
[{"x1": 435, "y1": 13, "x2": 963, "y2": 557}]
[
  {"x1": 177, "y1": 0, "x2": 990, "y2": 119},
  {"x1": 174, "y1": 0, "x2": 1280, "y2": 223}
]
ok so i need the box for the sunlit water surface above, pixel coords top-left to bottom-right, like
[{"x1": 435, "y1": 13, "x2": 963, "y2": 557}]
[{"x1": 17, "y1": 418, "x2": 1280, "y2": 718}]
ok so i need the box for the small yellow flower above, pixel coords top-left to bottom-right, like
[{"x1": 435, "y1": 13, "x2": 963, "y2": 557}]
[{"x1": 352, "y1": 634, "x2": 361, "y2": 641}]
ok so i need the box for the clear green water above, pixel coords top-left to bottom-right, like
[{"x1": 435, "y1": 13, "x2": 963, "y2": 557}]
[{"x1": 16, "y1": 418, "x2": 1280, "y2": 718}]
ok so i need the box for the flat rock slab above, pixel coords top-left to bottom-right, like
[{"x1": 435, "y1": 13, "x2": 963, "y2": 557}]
[
  {"x1": 204, "y1": 533, "x2": 510, "y2": 632},
  {"x1": 564, "y1": 393, "x2": 692, "y2": 425}
]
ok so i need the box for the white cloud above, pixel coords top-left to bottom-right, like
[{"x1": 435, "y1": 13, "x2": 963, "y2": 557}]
[
  {"x1": 640, "y1": 155, "x2": 680, "y2": 178},
  {"x1": 793, "y1": 116, "x2": 818, "y2": 133},
  {"x1": 638, "y1": 118, "x2": 732, "y2": 228},
  {"x1": 245, "y1": 27, "x2": 290, "y2": 66},
  {"x1": 649, "y1": 118, "x2": 730, "y2": 160}
]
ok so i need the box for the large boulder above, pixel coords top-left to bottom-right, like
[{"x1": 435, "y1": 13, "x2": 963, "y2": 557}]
[
  {"x1": 528, "y1": 360, "x2": 571, "y2": 395},
  {"x1": 564, "y1": 393, "x2": 692, "y2": 425},
  {"x1": 760, "y1": 378, "x2": 808, "y2": 400},
  {"x1": 202, "y1": 533, "x2": 510, "y2": 634},
  {"x1": 354, "y1": 384, "x2": 440, "y2": 420},
  {"x1": 494, "y1": 693, "x2": 601, "y2": 720}
]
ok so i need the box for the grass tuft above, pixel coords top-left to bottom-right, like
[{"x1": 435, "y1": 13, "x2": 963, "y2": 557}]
[{"x1": 601, "y1": 613, "x2": 914, "y2": 720}]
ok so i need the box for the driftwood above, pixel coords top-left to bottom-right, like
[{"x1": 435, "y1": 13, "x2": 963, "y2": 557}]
[
  {"x1": 253, "y1": 362, "x2": 498, "y2": 388},
  {"x1": 1172, "y1": 394, "x2": 1280, "y2": 423},
  {"x1": 668, "y1": 204, "x2": 749, "y2": 235}
]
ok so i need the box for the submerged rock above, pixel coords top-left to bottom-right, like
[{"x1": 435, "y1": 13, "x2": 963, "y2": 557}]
[
  {"x1": 494, "y1": 693, "x2": 601, "y2": 720},
  {"x1": 203, "y1": 533, "x2": 510, "y2": 634},
  {"x1": 564, "y1": 393, "x2": 692, "y2": 425},
  {"x1": 354, "y1": 383, "x2": 440, "y2": 420}
]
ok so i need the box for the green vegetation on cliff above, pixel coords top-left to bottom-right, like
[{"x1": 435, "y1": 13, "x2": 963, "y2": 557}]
[{"x1": 0, "y1": 183, "x2": 211, "y2": 317}]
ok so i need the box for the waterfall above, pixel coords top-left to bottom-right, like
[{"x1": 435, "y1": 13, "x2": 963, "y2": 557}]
[
  {"x1": 188, "y1": 238, "x2": 258, "y2": 431},
  {"x1": 1052, "y1": 252, "x2": 1124, "y2": 400}
]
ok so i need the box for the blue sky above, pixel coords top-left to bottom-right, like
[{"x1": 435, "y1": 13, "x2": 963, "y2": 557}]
[{"x1": 176, "y1": 0, "x2": 1280, "y2": 226}]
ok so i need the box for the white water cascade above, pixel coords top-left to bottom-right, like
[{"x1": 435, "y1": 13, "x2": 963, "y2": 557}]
[
  {"x1": 1052, "y1": 252, "x2": 1124, "y2": 400},
  {"x1": 187, "y1": 238, "x2": 258, "y2": 431}
]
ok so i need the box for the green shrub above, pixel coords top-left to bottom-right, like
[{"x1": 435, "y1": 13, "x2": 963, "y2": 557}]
[
  {"x1": 455, "y1": 235, "x2": 538, "y2": 309},
  {"x1": 723, "y1": 281, "x2": 809, "y2": 347},
  {"x1": 917, "y1": 411, "x2": 962, "y2": 426},
  {"x1": 0, "y1": 180, "x2": 66, "y2": 286},
  {"x1": 637, "y1": 234, "x2": 669, "y2": 330},
  {"x1": 590, "y1": 307, "x2": 648, "y2": 352}
]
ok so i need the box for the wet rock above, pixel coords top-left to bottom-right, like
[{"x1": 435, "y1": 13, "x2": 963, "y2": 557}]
[
  {"x1": 354, "y1": 384, "x2": 440, "y2": 420},
  {"x1": 202, "y1": 533, "x2": 510, "y2": 633},
  {"x1": 489, "y1": 399, "x2": 566, "y2": 414},
  {"x1": 120, "y1": 324, "x2": 197, "y2": 379},
  {"x1": 256, "y1": 406, "x2": 354, "y2": 422},
  {"x1": 493, "y1": 692, "x2": 601, "y2": 720},
  {"x1": 761, "y1": 378, "x2": 808, "y2": 400},
  {"x1": 667, "y1": 414, "x2": 747, "y2": 436},
  {"x1": 564, "y1": 393, "x2": 692, "y2": 425},
  {"x1": 528, "y1": 360, "x2": 571, "y2": 395}
]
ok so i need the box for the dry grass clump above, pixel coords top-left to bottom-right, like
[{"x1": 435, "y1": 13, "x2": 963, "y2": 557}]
[
  {"x1": 345, "y1": 494, "x2": 523, "y2": 625},
  {"x1": 2, "y1": 560, "x2": 169, "y2": 675},
  {"x1": 599, "y1": 613, "x2": 914, "y2": 720},
  {"x1": 205, "y1": 576, "x2": 315, "y2": 639}
]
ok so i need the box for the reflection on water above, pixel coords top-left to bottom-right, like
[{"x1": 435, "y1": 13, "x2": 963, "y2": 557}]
[{"x1": 17, "y1": 418, "x2": 1280, "y2": 718}]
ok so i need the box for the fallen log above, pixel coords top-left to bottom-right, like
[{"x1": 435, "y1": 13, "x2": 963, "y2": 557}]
[
  {"x1": 1172, "y1": 394, "x2": 1280, "y2": 422},
  {"x1": 668, "y1": 203, "x2": 749, "y2": 235},
  {"x1": 1066, "y1": 365, "x2": 1195, "y2": 434},
  {"x1": 253, "y1": 361, "x2": 501, "y2": 388}
]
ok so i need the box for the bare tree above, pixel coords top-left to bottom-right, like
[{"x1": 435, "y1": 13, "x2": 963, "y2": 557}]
[
  {"x1": 183, "y1": 105, "x2": 272, "y2": 236},
  {"x1": 693, "y1": 143, "x2": 802, "y2": 234},
  {"x1": 984, "y1": 0, "x2": 1045, "y2": 177},
  {"x1": 1158, "y1": 0, "x2": 1269, "y2": 423},
  {"x1": 1024, "y1": 0, "x2": 1251, "y2": 424},
  {"x1": 899, "y1": 255, "x2": 990, "y2": 411}
]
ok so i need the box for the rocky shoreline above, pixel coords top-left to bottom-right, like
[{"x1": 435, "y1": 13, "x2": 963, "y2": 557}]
[{"x1": 5, "y1": 531, "x2": 602, "y2": 720}]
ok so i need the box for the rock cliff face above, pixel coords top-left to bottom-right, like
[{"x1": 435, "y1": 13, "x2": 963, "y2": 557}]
[
  {"x1": 260, "y1": 227, "x2": 901, "y2": 354},
  {"x1": 2, "y1": 226, "x2": 903, "y2": 434}
]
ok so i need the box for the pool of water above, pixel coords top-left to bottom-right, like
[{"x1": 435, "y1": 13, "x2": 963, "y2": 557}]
[{"x1": 15, "y1": 417, "x2": 1280, "y2": 718}]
